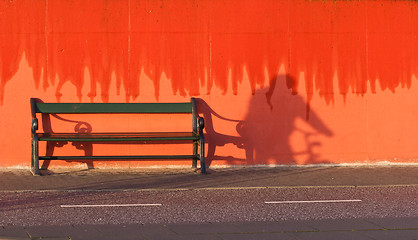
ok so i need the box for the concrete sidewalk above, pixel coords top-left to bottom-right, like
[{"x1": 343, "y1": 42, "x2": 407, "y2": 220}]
[
  {"x1": 0, "y1": 165, "x2": 417, "y2": 240},
  {"x1": 1, "y1": 165, "x2": 417, "y2": 191}
]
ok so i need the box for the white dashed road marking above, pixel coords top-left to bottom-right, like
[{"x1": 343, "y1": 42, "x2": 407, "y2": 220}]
[
  {"x1": 265, "y1": 199, "x2": 362, "y2": 204},
  {"x1": 60, "y1": 203, "x2": 162, "y2": 208}
]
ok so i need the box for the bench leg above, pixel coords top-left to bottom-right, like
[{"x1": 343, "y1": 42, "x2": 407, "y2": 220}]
[
  {"x1": 192, "y1": 140, "x2": 198, "y2": 168},
  {"x1": 199, "y1": 136, "x2": 206, "y2": 174},
  {"x1": 31, "y1": 137, "x2": 40, "y2": 176}
]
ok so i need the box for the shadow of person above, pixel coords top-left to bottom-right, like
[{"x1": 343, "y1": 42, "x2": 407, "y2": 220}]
[{"x1": 237, "y1": 74, "x2": 333, "y2": 165}]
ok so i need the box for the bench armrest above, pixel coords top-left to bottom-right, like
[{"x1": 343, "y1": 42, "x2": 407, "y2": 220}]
[
  {"x1": 30, "y1": 98, "x2": 38, "y2": 133},
  {"x1": 31, "y1": 118, "x2": 38, "y2": 133},
  {"x1": 198, "y1": 117, "x2": 205, "y2": 132}
]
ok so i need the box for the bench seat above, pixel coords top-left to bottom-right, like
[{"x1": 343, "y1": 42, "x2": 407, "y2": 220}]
[
  {"x1": 37, "y1": 132, "x2": 200, "y2": 142},
  {"x1": 39, "y1": 155, "x2": 199, "y2": 160}
]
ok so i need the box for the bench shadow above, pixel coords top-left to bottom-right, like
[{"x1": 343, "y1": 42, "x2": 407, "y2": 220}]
[
  {"x1": 32, "y1": 98, "x2": 95, "y2": 171},
  {"x1": 195, "y1": 98, "x2": 248, "y2": 166},
  {"x1": 40, "y1": 113, "x2": 95, "y2": 170}
]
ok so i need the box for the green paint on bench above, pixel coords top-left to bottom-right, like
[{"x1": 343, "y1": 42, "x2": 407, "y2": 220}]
[
  {"x1": 30, "y1": 98, "x2": 206, "y2": 176},
  {"x1": 39, "y1": 155, "x2": 199, "y2": 160},
  {"x1": 35, "y1": 102, "x2": 193, "y2": 114},
  {"x1": 37, "y1": 132, "x2": 200, "y2": 142}
]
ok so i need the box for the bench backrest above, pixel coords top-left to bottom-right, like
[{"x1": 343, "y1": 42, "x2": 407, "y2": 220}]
[{"x1": 31, "y1": 98, "x2": 199, "y2": 132}]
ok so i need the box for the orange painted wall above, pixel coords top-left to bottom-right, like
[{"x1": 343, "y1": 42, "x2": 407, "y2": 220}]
[{"x1": 0, "y1": 0, "x2": 417, "y2": 168}]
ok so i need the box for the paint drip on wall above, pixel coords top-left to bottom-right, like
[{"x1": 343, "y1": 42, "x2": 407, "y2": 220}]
[{"x1": 0, "y1": 0, "x2": 416, "y2": 106}]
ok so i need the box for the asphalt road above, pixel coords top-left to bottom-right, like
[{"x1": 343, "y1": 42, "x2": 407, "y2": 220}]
[{"x1": 1, "y1": 185, "x2": 417, "y2": 226}]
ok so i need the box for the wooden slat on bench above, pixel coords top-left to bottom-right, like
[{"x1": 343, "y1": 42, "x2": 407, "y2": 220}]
[
  {"x1": 35, "y1": 102, "x2": 192, "y2": 113},
  {"x1": 39, "y1": 155, "x2": 199, "y2": 160},
  {"x1": 38, "y1": 132, "x2": 199, "y2": 141}
]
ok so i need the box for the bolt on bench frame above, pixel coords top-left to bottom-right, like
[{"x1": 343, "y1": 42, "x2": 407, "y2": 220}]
[{"x1": 30, "y1": 98, "x2": 206, "y2": 175}]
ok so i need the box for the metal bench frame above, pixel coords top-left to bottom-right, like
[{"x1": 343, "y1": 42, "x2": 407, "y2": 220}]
[{"x1": 30, "y1": 98, "x2": 206, "y2": 175}]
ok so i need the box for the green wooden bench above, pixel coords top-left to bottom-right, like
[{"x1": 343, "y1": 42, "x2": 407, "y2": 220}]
[{"x1": 30, "y1": 98, "x2": 206, "y2": 175}]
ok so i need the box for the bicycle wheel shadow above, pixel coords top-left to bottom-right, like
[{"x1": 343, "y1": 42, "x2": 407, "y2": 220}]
[{"x1": 197, "y1": 73, "x2": 333, "y2": 166}]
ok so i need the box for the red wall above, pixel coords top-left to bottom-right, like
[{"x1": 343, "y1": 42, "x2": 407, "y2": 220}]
[{"x1": 0, "y1": 0, "x2": 417, "y2": 168}]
